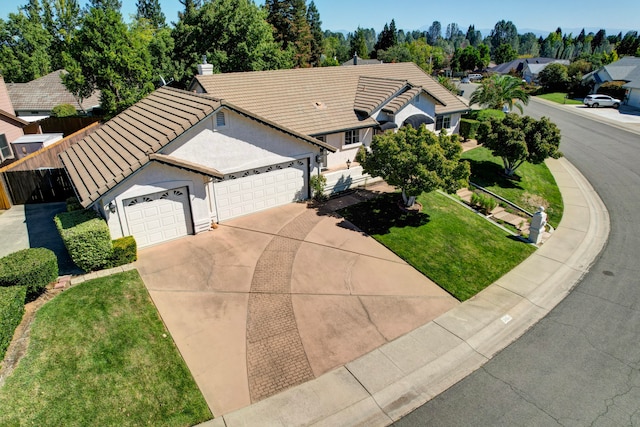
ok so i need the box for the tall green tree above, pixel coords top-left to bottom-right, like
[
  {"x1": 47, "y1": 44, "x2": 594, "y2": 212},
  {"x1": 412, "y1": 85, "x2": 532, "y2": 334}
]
[
  {"x1": 470, "y1": 74, "x2": 529, "y2": 113},
  {"x1": 538, "y1": 63, "x2": 569, "y2": 92},
  {"x1": 87, "y1": 0, "x2": 121, "y2": 11},
  {"x1": 489, "y1": 20, "x2": 519, "y2": 53},
  {"x1": 136, "y1": 0, "x2": 166, "y2": 28},
  {"x1": 374, "y1": 19, "x2": 397, "y2": 54},
  {"x1": 493, "y1": 43, "x2": 517, "y2": 64},
  {"x1": 63, "y1": 6, "x2": 154, "y2": 117},
  {"x1": 452, "y1": 45, "x2": 482, "y2": 72},
  {"x1": 306, "y1": 1, "x2": 323, "y2": 67},
  {"x1": 171, "y1": 0, "x2": 293, "y2": 85},
  {"x1": 0, "y1": 9, "x2": 52, "y2": 82},
  {"x1": 427, "y1": 20, "x2": 441, "y2": 45},
  {"x1": 41, "y1": 0, "x2": 82, "y2": 71},
  {"x1": 477, "y1": 114, "x2": 562, "y2": 177},
  {"x1": 266, "y1": 0, "x2": 312, "y2": 67},
  {"x1": 356, "y1": 125, "x2": 470, "y2": 207},
  {"x1": 350, "y1": 27, "x2": 369, "y2": 58}
]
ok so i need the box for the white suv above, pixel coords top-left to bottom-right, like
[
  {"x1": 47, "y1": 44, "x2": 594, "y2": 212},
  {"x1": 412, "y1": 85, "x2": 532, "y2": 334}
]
[{"x1": 583, "y1": 94, "x2": 621, "y2": 108}]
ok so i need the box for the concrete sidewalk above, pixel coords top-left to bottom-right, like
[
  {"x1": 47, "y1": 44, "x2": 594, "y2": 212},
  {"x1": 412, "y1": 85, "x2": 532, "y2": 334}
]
[{"x1": 201, "y1": 156, "x2": 609, "y2": 426}]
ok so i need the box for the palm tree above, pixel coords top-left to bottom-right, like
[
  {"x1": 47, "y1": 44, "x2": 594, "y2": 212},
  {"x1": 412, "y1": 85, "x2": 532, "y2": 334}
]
[{"x1": 469, "y1": 74, "x2": 529, "y2": 113}]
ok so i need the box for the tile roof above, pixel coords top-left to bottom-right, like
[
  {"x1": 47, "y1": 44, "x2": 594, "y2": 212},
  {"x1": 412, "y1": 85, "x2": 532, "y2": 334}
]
[
  {"x1": 191, "y1": 62, "x2": 469, "y2": 136},
  {"x1": 6, "y1": 70, "x2": 101, "y2": 112},
  {"x1": 60, "y1": 87, "x2": 333, "y2": 208},
  {"x1": 354, "y1": 76, "x2": 408, "y2": 116}
]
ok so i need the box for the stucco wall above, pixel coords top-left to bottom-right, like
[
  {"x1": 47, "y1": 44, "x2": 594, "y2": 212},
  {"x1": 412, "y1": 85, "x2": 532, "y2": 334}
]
[
  {"x1": 324, "y1": 127, "x2": 373, "y2": 169},
  {"x1": 98, "y1": 162, "x2": 209, "y2": 240},
  {"x1": 166, "y1": 109, "x2": 317, "y2": 173}
]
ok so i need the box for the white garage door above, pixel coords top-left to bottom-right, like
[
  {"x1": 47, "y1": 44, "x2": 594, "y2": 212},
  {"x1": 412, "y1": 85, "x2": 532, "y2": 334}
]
[
  {"x1": 123, "y1": 187, "x2": 193, "y2": 248},
  {"x1": 214, "y1": 159, "x2": 308, "y2": 221}
]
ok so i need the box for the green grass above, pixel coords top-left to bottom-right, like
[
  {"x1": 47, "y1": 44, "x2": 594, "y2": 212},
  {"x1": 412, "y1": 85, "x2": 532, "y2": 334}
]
[
  {"x1": 0, "y1": 270, "x2": 212, "y2": 427},
  {"x1": 339, "y1": 191, "x2": 535, "y2": 301},
  {"x1": 536, "y1": 92, "x2": 583, "y2": 105},
  {"x1": 462, "y1": 147, "x2": 563, "y2": 227}
]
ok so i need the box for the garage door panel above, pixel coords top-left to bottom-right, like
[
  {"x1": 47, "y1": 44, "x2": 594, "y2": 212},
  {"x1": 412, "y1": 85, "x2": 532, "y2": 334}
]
[
  {"x1": 123, "y1": 186, "x2": 192, "y2": 248},
  {"x1": 214, "y1": 160, "x2": 307, "y2": 221}
]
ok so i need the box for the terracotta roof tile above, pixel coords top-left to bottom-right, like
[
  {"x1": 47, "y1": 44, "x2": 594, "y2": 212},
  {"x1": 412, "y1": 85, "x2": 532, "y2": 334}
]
[
  {"x1": 192, "y1": 62, "x2": 469, "y2": 136},
  {"x1": 354, "y1": 76, "x2": 408, "y2": 116}
]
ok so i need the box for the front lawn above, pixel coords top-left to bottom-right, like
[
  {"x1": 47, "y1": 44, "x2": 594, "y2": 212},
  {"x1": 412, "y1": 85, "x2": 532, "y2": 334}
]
[
  {"x1": 339, "y1": 191, "x2": 535, "y2": 301},
  {"x1": 462, "y1": 147, "x2": 563, "y2": 227},
  {"x1": 536, "y1": 92, "x2": 583, "y2": 105},
  {"x1": 0, "y1": 270, "x2": 212, "y2": 427}
]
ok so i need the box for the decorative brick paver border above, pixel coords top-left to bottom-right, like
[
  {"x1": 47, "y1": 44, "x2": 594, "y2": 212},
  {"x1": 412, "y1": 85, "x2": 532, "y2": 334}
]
[{"x1": 246, "y1": 209, "x2": 323, "y2": 402}]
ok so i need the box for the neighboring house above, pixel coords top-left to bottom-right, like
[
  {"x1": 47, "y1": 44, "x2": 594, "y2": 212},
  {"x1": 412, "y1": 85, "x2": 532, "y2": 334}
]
[
  {"x1": 490, "y1": 57, "x2": 561, "y2": 76},
  {"x1": 190, "y1": 62, "x2": 469, "y2": 195},
  {"x1": 60, "y1": 88, "x2": 336, "y2": 248},
  {"x1": 583, "y1": 56, "x2": 640, "y2": 109},
  {"x1": 60, "y1": 63, "x2": 469, "y2": 248},
  {"x1": 522, "y1": 60, "x2": 570, "y2": 83},
  {"x1": 6, "y1": 70, "x2": 101, "y2": 122},
  {"x1": 0, "y1": 75, "x2": 28, "y2": 165}
]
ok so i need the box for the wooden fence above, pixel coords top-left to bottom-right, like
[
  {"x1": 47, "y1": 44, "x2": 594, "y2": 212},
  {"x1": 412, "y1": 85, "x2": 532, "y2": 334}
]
[
  {"x1": 3, "y1": 168, "x2": 75, "y2": 205},
  {"x1": 0, "y1": 121, "x2": 100, "y2": 208}
]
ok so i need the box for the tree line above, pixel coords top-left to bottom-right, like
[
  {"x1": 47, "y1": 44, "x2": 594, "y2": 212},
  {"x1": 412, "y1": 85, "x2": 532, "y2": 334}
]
[{"x1": 2, "y1": 0, "x2": 638, "y2": 117}]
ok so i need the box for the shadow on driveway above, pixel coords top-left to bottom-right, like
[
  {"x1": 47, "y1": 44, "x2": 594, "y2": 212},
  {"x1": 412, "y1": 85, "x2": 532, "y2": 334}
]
[{"x1": 24, "y1": 202, "x2": 82, "y2": 275}]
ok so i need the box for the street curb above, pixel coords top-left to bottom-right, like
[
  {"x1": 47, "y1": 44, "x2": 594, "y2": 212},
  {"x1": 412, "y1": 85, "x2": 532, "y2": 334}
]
[{"x1": 207, "y1": 156, "x2": 610, "y2": 426}]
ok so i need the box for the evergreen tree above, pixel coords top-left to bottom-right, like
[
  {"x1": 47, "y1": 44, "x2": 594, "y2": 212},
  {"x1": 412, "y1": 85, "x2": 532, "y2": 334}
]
[
  {"x1": 489, "y1": 20, "x2": 519, "y2": 53},
  {"x1": 350, "y1": 27, "x2": 369, "y2": 59},
  {"x1": 427, "y1": 21, "x2": 441, "y2": 45},
  {"x1": 374, "y1": 19, "x2": 398, "y2": 54},
  {"x1": 266, "y1": 0, "x2": 313, "y2": 67},
  {"x1": 87, "y1": 0, "x2": 121, "y2": 11},
  {"x1": 63, "y1": 6, "x2": 154, "y2": 116},
  {"x1": 0, "y1": 8, "x2": 52, "y2": 81},
  {"x1": 136, "y1": 0, "x2": 166, "y2": 28},
  {"x1": 178, "y1": 0, "x2": 200, "y2": 19},
  {"x1": 171, "y1": 0, "x2": 293, "y2": 85},
  {"x1": 306, "y1": 1, "x2": 323, "y2": 67}
]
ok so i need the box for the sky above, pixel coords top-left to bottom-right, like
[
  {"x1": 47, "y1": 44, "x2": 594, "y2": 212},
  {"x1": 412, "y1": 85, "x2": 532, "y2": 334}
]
[{"x1": 1, "y1": 0, "x2": 639, "y2": 37}]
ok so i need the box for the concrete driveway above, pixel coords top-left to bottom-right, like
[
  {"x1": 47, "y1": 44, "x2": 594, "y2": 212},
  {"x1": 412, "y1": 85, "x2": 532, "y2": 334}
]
[{"x1": 135, "y1": 191, "x2": 458, "y2": 416}]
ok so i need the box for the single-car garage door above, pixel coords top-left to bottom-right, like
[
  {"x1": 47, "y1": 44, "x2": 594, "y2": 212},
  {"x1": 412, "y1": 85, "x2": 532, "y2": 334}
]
[
  {"x1": 214, "y1": 159, "x2": 307, "y2": 221},
  {"x1": 123, "y1": 187, "x2": 193, "y2": 248}
]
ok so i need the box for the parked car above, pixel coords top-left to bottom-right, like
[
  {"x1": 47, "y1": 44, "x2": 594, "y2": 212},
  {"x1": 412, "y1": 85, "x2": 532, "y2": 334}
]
[
  {"x1": 460, "y1": 77, "x2": 471, "y2": 83},
  {"x1": 583, "y1": 94, "x2": 621, "y2": 108},
  {"x1": 468, "y1": 73, "x2": 483, "y2": 81}
]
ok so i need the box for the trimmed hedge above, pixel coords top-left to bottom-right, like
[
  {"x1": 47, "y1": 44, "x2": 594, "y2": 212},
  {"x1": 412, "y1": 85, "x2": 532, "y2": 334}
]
[
  {"x1": 460, "y1": 119, "x2": 480, "y2": 140},
  {"x1": 55, "y1": 209, "x2": 113, "y2": 272},
  {"x1": 65, "y1": 197, "x2": 82, "y2": 212},
  {"x1": 0, "y1": 285, "x2": 26, "y2": 361},
  {"x1": 0, "y1": 248, "x2": 58, "y2": 299},
  {"x1": 106, "y1": 236, "x2": 137, "y2": 268}
]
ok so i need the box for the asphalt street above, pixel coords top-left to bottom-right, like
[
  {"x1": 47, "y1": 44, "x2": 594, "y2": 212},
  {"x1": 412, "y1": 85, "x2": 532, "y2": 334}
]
[{"x1": 394, "y1": 99, "x2": 640, "y2": 426}]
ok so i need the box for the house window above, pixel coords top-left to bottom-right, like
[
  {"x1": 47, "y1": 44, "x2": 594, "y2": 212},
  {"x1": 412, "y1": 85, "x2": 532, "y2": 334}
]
[
  {"x1": 216, "y1": 111, "x2": 226, "y2": 127},
  {"x1": 344, "y1": 129, "x2": 360, "y2": 145},
  {"x1": 0, "y1": 134, "x2": 13, "y2": 162},
  {"x1": 435, "y1": 115, "x2": 451, "y2": 131},
  {"x1": 315, "y1": 135, "x2": 326, "y2": 143}
]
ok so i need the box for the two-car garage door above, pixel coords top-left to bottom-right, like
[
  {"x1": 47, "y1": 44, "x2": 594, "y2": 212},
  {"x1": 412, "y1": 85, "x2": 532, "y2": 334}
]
[
  {"x1": 122, "y1": 160, "x2": 308, "y2": 247},
  {"x1": 214, "y1": 159, "x2": 308, "y2": 221}
]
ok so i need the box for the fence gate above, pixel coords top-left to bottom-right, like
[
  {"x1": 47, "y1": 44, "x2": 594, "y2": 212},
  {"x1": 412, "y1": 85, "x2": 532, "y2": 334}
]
[{"x1": 3, "y1": 168, "x2": 75, "y2": 205}]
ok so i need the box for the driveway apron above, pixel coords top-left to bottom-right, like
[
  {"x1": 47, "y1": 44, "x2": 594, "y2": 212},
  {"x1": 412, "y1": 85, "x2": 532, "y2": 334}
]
[{"x1": 136, "y1": 197, "x2": 458, "y2": 416}]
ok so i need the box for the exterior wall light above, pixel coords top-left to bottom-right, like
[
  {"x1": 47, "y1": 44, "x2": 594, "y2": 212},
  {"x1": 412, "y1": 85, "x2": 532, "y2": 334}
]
[{"x1": 346, "y1": 159, "x2": 351, "y2": 169}]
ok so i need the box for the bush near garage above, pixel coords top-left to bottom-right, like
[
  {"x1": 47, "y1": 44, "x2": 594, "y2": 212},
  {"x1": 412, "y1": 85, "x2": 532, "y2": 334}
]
[
  {"x1": 0, "y1": 248, "x2": 58, "y2": 300},
  {"x1": 55, "y1": 210, "x2": 112, "y2": 272},
  {"x1": 0, "y1": 285, "x2": 26, "y2": 361},
  {"x1": 459, "y1": 118, "x2": 490, "y2": 141},
  {"x1": 597, "y1": 81, "x2": 626, "y2": 101},
  {"x1": 104, "y1": 236, "x2": 137, "y2": 268}
]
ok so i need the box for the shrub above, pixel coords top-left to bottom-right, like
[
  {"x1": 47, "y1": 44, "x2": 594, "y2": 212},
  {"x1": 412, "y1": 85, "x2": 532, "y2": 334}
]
[
  {"x1": 51, "y1": 103, "x2": 77, "y2": 118},
  {"x1": 55, "y1": 209, "x2": 112, "y2": 272},
  {"x1": 65, "y1": 196, "x2": 82, "y2": 212},
  {"x1": 470, "y1": 192, "x2": 498, "y2": 214},
  {"x1": 459, "y1": 118, "x2": 481, "y2": 140},
  {"x1": 0, "y1": 285, "x2": 26, "y2": 361},
  {"x1": 0, "y1": 248, "x2": 58, "y2": 300},
  {"x1": 474, "y1": 109, "x2": 506, "y2": 122},
  {"x1": 597, "y1": 81, "x2": 626, "y2": 101},
  {"x1": 105, "y1": 236, "x2": 137, "y2": 268},
  {"x1": 310, "y1": 174, "x2": 327, "y2": 202}
]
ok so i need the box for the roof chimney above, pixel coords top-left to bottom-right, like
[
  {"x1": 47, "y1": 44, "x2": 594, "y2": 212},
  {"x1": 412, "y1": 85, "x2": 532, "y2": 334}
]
[
  {"x1": 353, "y1": 53, "x2": 358, "y2": 66},
  {"x1": 197, "y1": 55, "x2": 213, "y2": 76}
]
